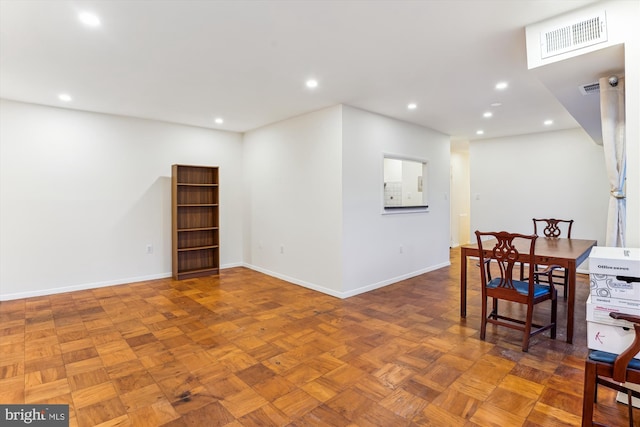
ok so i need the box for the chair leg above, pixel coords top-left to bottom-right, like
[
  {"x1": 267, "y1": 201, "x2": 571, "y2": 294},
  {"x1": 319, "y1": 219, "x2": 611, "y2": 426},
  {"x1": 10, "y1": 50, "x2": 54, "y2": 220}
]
[
  {"x1": 551, "y1": 295, "x2": 557, "y2": 340},
  {"x1": 522, "y1": 306, "x2": 534, "y2": 352},
  {"x1": 626, "y1": 389, "x2": 634, "y2": 427},
  {"x1": 582, "y1": 360, "x2": 597, "y2": 427},
  {"x1": 563, "y1": 270, "x2": 568, "y2": 299},
  {"x1": 480, "y1": 296, "x2": 487, "y2": 341}
]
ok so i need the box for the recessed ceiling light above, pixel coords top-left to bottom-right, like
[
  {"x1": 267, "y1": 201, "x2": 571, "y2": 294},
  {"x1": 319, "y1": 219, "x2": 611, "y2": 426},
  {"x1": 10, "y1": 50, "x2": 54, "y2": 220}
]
[
  {"x1": 78, "y1": 11, "x2": 101, "y2": 27},
  {"x1": 476, "y1": 130, "x2": 484, "y2": 135},
  {"x1": 58, "y1": 93, "x2": 72, "y2": 102},
  {"x1": 407, "y1": 103, "x2": 417, "y2": 110},
  {"x1": 483, "y1": 112, "x2": 493, "y2": 118},
  {"x1": 214, "y1": 117, "x2": 224, "y2": 124},
  {"x1": 495, "y1": 82, "x2": 508, "y2": 90},
  {"x1": 305, "y1": 79, "x2": 318, "y2": 89},
  {"x1": 490, "y1": 102, "x2": 502, "y2": 107},
  {"x1": 544, "y1": 119, "x2": 554, "y2": 126}
]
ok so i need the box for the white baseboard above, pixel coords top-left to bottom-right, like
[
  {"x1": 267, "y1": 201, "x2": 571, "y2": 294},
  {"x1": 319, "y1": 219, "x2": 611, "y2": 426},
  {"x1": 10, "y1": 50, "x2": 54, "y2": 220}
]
[
  {"x1": 243, "y1": 261, "x2": 451, "y2": 299},
  {"x1": 241, "y1": 263, "x2": 345, "y2": 298},
  {"x1": 0, "y1": 272, "x2": 173, "y2": 301},
  {"x1": 0, "y1": 261, "x2": 455, "y2": 301},
  {"x1": 0, "y1": 263, "x2": 248, "y2": 301},
  {"x1": 340, "y1": 261, "x2": 452, "y2": 298}
]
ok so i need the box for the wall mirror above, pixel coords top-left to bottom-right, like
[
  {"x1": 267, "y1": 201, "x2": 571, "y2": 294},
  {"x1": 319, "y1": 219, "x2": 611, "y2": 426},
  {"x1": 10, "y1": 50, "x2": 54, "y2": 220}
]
[{"x1": 383, "y1": 155, "x2": 428, "y2": 210}]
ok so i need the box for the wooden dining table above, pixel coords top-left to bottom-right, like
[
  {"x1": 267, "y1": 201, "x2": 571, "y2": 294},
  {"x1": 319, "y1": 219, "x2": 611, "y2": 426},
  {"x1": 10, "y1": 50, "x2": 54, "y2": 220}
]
[{"x1": 460, "y1": 237, "x2": 597, "y2": 344}]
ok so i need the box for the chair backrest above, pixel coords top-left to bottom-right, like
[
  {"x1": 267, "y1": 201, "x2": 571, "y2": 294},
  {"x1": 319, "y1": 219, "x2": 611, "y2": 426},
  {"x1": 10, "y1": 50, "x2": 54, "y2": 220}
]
[
  {"x1": 533, "y1": 218, "x2": 573, "y2": 238},
  {"x1": 610, "y1": 313, "x2": 640, "y2": 382},
  {"x1": 475, "y1": 231, "x2": 537, "y2": 295}
]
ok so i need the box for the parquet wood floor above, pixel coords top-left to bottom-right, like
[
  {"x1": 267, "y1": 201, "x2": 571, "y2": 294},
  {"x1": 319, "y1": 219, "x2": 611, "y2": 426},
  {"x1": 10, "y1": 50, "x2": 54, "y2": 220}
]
[{"x1": 0, "y1": 248, "x2": 632, "y2": 426}]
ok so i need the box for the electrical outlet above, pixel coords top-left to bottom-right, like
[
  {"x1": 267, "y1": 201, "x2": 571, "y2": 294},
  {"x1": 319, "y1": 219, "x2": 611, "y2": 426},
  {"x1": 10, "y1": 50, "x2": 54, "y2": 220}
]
[
  {"x1": 146, "y1": 244, "x2": 153, "y2": 254},
  {"x1": 399, "y1": 245, "x2": 403, "y2": 254},
  {"x1": 280, "y1": 245, "x2": 284, "y2": 254}
]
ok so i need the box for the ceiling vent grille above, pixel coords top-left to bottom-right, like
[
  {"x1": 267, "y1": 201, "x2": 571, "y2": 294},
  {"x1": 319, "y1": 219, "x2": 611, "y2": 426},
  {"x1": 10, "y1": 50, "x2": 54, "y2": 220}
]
[
  {"x1": 541, "y1": 11, "x2": 607, "y2": 59},
  {"x1": 579, "y1": 82, "x2": 600, "y2": 95}
]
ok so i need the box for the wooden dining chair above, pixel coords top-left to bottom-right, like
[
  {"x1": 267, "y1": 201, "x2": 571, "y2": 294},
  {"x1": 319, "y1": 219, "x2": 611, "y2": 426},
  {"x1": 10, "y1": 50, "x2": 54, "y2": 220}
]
[
  {"x1": 531, "y1": 218, "x2": 574, "y2": 298},
  {"x1": 533, "y1": 218, "x2": 574, "y2": 239},
  {"x1": 475, "y1": 230, "x2": 559, "y2": 352},
  {"x1": 582, "y1": 312, "x2": 640, "y2": 427}
]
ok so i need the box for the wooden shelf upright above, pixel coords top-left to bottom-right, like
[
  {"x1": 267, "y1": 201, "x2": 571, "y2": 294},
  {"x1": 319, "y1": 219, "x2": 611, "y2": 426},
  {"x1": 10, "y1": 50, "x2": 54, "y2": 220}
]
[{"x1": 171, "y1": 164, "x2": 219, "y2": 280}]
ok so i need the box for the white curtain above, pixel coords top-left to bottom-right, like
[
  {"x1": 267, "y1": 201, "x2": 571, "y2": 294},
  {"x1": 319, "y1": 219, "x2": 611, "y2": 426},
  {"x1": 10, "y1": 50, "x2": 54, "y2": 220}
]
[{"x1": 599, "y1": 76, "x2": 626, "y2": 247}]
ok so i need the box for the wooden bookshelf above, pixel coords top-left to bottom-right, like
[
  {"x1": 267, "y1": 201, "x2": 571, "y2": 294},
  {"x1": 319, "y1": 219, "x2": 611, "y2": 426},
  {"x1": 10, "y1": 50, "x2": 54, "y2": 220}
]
[{"x1": 172, "y1": 164, "x2": 219, "y2": 280}]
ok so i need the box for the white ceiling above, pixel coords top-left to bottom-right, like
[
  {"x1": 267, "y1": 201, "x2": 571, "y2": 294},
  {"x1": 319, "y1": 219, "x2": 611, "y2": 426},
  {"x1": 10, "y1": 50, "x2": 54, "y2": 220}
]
[{"x1": 0, "y1": 0, "x2": 610, "y2": 141}]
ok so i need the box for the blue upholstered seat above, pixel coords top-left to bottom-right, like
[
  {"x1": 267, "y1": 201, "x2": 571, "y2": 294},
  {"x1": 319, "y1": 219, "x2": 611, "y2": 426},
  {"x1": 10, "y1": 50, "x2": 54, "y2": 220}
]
[
  {"x1": 487, "y1": 278, "x2": 551, "y2": 298},
  {"x1": 588, "y1": 349, "x2": 640, "y2": 370}
]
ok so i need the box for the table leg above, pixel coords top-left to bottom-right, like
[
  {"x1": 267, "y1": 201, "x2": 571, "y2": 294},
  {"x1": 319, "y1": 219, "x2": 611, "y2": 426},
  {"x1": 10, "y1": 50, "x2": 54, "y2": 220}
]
[
  {"x1": 566, "y1": 261, "x2": 576, "y2": 344},
  {"x1": 461, "y1": 248, "x2": 468, "y2": 318}
]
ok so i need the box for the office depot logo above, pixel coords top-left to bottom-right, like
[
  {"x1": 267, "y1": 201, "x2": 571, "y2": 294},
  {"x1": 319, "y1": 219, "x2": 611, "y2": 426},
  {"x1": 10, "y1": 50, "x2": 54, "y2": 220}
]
[
  {"x1": 1, "y1": 405, "x2": 68, "y2": 426},
  {"x1": 598, "y1": 264, "x2": 630, "y2": 271}
]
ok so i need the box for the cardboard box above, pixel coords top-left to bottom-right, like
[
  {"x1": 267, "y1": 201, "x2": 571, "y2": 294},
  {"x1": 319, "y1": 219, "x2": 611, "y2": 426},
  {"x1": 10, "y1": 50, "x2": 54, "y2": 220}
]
[
  {"x1": 585, "y1": 295, "x2": 640, "y2": 327},
  {"x1": 586, "y1": 321, "x2": 640, "y2": 360},
  {"x1": 589, "y1": 246, "x2": 640, "y2": 277},
  {"x1": 590, "y1": 273, "x2": 640, "y2": 300},
  {"x1": 590, "y1": 294, "x2": 640, "y2": 309}
]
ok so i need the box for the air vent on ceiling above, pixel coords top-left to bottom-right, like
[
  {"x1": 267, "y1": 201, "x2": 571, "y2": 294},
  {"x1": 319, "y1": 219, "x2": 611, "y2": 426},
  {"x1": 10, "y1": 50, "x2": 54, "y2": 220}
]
[
  {"x1": 579, "y1": 82, "x2": 600, "y2": 95},
  {"x1": 540, "y1": 11, "x2": 607, "y2": 59}
]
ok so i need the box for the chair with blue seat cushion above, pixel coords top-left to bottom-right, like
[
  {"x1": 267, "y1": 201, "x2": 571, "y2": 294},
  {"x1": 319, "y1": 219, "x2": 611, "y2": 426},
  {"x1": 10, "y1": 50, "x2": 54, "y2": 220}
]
[
  {"x1": 582, "y1": 312, "x2": 640, "y2": 427},
  {"x1": 475, "y1": 230, "x2": 558, "y2": 352}
]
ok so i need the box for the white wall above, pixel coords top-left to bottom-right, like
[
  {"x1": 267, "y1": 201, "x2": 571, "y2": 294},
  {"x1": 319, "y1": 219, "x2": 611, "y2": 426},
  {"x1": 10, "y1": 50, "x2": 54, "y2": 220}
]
[
  {"x1": 4, "y1": 99, "x2": 616, "y2": 301},
  {"x1": 341, "y1": 106, "x2": 451, "y2": 296},
  {"x1": 242, "y1": 105, "x2": 451, "y2": 298},
  {"x1": 525, "y1": 0, "x2": 640, "y2": 247},
  {"x1": 242, "y1": 105, "x2": 344, "y2": 296},
  {"x1": 469, "y1": 128, "x2": 609, "y2": 248},
  {"x1": 0, "y1": 99, "x2": 243, "y2": 299},
  {"x1": 451, "y1": 148, "x2": 471, "y2": 247}
]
